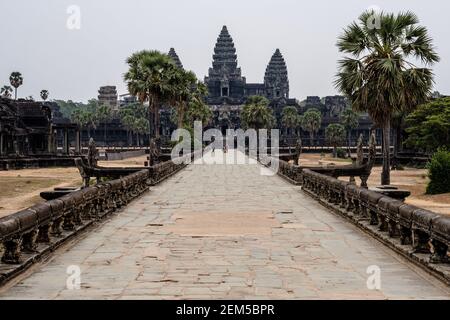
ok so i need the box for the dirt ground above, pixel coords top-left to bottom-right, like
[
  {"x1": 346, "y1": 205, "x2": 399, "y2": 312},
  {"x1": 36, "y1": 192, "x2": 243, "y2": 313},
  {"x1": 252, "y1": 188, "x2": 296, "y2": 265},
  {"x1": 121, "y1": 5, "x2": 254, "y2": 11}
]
[
  {"x1": 0, "y1": 155, "x2": 148, "y2": 218},
  {"x1": 300, "y1": 153, "x2": 450, "y2": 215}
]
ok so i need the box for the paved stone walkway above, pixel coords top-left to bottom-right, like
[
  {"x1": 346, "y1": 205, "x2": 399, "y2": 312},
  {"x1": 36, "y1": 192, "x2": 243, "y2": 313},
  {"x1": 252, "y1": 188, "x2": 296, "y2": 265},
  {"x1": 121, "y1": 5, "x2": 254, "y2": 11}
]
[{"x1": 0, "y1": 150, "x2": 448, "y2": 299}]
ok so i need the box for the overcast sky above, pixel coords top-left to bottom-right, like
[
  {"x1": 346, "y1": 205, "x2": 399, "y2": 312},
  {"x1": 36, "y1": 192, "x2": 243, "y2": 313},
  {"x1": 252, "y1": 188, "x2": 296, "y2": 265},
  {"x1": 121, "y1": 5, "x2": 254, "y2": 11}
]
[{"x1": 1, "y1": 0, "x2": 449, "y2": 102}]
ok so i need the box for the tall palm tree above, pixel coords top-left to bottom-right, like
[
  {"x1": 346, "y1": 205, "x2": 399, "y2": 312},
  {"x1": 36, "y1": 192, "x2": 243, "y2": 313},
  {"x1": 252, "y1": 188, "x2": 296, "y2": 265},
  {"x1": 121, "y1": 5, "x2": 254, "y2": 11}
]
[
  {"x1": 300, "y1": 108, "x2": 322, "y2": 147},
  {"x1": 0, "y1": 85, "x2": 13, "y2": 98},
  {"x1": 96, "y1": 104, "x2": 112, "y2": 146},
  {"x1": 9, "y1": 72, "x2": 23, "y2": 100},
  {"x1": 391, "y1": 110, "x2": 407, "y2": 169},
  {"x1": 241, "y1": 96, "x2": 275, "y2": 131},
  {"x1": 171, "y1": 69, "x2": 198, "y2": 129},
  {"x1": 326, "y1": 123, "x2": 346, "y2": 158},
  {"x1": 124, "y1": 50, "x2": 175, "y2": 139},
  {"x1": 340, "y1": 108, "x2": 359, "y2": 157},
  {"x1": 40, "y1": 90, "x2": 49, "y2": 101},
  {"x1": 71, "y1": 109, "x2": 90, "y2": 142},
  {"x1": 183, "y1": 82, "x2": 212, "y2": 128},
  {"x1": 281, "y1": 106, "x2": 300, "y2": 140},
  {"x1": 133, "y1": 118, "x2": 150, "y2": 147},
  {"x1": 335, "y1": 10, "x2": 439, "y2": 185}
]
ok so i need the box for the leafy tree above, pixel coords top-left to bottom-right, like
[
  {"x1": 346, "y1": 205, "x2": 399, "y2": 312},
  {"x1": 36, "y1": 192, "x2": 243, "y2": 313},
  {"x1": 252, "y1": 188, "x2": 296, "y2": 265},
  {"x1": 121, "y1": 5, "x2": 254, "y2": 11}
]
[
  {"x1": 340, "y1": 108, "x2": 359, "y2": 157},
  {"x1": 426, "y1": 148, "x2": 450, "y2": 195},
  {"x1": 335, "y1": 10, "x2": 439, "y2": 185},
  {"x1": 404, "y1": 98, "x2": 450, "y2": 152},
  {"x1": 40, "y1": 90, "x2": 49, "y2": 101},
  {"x1": 1, "y1": 85, "x2": 13, "y2": 98},
  {"x1": 326, "y1": 124, "x2": 346, "y2": 158},
  {"x1": 9, "y1": 72, "x2": 23, "y2": 100},
  {"x1": 300, "y1": 108, "x2": 322, "y2": 147}
]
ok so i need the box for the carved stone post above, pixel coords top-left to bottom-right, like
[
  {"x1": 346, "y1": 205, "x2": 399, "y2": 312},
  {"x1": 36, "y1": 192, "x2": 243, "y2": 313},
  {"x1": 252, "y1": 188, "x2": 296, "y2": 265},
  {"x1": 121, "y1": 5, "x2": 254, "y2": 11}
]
[
  {"x1": 1, "y1": 237, "x2": 22, "y2": 264},
  {"x1": 430, "y1": 240, "x2": 449, "y2": 264},
  {"x1": 37, "y1": 223, "x2": 53, "y2": 243},
  {"x1": 22, "y1": 230, "x2": 39, "y2": 253},
  {"x1": 412, "y1": 230, "x2": 431, "y2": 254}
]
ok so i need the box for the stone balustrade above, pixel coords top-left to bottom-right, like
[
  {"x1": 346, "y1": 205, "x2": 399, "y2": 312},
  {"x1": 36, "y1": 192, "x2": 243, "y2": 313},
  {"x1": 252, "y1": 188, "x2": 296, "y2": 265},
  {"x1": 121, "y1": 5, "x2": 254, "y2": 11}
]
[
  {"x1": 0, "y1": 170, "x2": 149, "y2": 267},
  {"x1": 0, "y1": 153, "x2": 198, "y2": 279},
  {"x1": 301, "y1": 169, "x2": 450, "y2": 272}
]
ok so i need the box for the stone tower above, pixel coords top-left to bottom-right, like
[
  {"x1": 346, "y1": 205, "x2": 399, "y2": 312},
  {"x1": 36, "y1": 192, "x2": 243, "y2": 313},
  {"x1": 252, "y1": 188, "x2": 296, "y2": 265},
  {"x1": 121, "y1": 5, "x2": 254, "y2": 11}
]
[
  {"x1": 98, "y1": 86, "x2": 118, "y2": 110},
  {"x1": 264, "y1": 49, "x2": 289, "y2": 100},
  {"x1": 168, "y1": 48, "x2": 183, "y2": 69},
  {"x1": 204, "y1": 26, "x2": 246, "y2": 105}
]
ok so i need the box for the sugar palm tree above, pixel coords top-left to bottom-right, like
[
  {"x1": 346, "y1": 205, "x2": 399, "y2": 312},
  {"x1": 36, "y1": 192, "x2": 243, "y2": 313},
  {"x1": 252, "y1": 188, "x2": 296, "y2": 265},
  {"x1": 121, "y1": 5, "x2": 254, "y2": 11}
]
[
  {"x1": 326, "y1": 123, "x2": 346, "y2": 158},
  {"x1": 96, "y1": 104, "x2": 112, "y2": 146},
  {"x1": 241, "y1": 96, "x2": 275, "y2": 131},
  {"x1": 0, "y1": 85, "x2": 13, "y2": 98},
  {"x1": 71, "y1": 109, "x2": 90, "y2": 142},
  {"x1": 171, "y1": 69, "x2": 198, "y2": 129},
  {"x1": 340, "y1": 108, "x2": 359, "y2": 157},
  {"x1": 281, "y1": 106, "x2": 300, "y2": 140},
  {"x1": 9, "y1": 72, "x2": 23, "y2": 100},
  {"x1": 335, "y1": 10, "x2": 439, "y2": 185},
  {"x1": 184, "y1": 84, "x2": 212, "y2": 128},
  {"x1": 241, "y1": 96, "x2": 275, "y2": 155},
  {"x1": 124, "y1": 50, "x2": 175, "y2": 139},
  {"x1": 133, "y1": 117, "x2": 150, "y2": 147},
  {"x1": 40, "y1": 90, "x2": 49, "y2": 101},
  {"x1": 300, "y1": 108, "x2": 322, "y2": 147}
]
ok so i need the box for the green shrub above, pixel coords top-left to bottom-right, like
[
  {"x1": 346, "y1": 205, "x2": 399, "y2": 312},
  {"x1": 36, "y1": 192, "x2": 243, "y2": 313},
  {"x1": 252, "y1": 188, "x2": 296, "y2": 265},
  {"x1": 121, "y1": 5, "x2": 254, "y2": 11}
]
[
  {"x1": 336, "y1": 147, "x2": 347, "y2": 159},
  {"x1": 426, "y1": 148, "x2": 450, "y2": 195}
]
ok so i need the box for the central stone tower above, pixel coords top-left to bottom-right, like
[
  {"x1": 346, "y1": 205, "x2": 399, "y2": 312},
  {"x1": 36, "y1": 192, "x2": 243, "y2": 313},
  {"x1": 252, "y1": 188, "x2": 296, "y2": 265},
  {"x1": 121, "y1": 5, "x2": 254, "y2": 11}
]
[{"x1": 204, "y1": 26, "x2": 246, "y2": 105}]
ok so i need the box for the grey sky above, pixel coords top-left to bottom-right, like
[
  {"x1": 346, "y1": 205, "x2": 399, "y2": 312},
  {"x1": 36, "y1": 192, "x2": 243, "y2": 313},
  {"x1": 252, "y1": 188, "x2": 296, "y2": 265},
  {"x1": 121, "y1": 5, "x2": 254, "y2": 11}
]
[{"x1": 1, "y1": 0, "x2": 449, "y2": 102}]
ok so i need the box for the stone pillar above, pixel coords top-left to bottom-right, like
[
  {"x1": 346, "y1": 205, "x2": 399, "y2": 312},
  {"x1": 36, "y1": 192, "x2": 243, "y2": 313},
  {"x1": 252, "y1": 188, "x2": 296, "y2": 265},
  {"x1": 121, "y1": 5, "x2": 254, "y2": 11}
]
[
  {"x1": 64, "y1": 129, "x2": 69, "y2": 155},
  {"x1": 75, "y1": 129, "x2": 81, "y2": 154},
  {"x1": 0, "y1": 133, "x2": 3, "y2": 156},
  {"x1": 47, "y1": 127, "x2": 53, "y2": 154}
]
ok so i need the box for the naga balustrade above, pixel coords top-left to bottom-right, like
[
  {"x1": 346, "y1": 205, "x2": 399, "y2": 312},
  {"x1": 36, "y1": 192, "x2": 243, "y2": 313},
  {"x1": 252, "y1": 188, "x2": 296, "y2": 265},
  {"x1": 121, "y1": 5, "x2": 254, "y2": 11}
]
[
  {"x1": 0, "y1": 170, "x2": 149, "y2": 265},
  {"x1": 260, "y1": 155, "x2": 374, "y2": 188},
  {"x1": 74, "y1": 151, "x2": 198, "y2": 187},
  {"x1": 301, "y1": 169, "x2": 450, "y2": 265},
  {"x1": 0, "y1": 151, "x2": 200, "y2": 268}
]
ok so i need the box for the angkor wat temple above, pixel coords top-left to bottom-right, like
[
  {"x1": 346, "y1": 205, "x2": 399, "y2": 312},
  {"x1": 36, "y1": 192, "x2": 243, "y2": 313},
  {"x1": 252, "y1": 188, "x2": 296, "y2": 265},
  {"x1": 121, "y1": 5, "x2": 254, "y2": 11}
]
[
  {"x1": 0, "y1": 25, "x2": 376, "y2": 156},
  {"x1": 164, "y1": 26, "x2": 375, "y2": 145}
]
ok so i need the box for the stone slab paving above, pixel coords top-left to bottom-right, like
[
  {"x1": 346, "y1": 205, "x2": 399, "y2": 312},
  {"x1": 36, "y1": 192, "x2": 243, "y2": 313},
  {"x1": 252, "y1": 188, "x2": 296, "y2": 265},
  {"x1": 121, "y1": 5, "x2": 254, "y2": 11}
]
[{"x1": 0, "y1": 150, "x2": 449, "y2": 299}]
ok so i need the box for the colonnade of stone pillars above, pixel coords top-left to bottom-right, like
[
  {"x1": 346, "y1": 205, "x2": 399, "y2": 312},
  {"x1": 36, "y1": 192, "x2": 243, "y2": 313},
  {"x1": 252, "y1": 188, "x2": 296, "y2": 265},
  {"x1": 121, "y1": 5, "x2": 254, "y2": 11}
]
[{"x1": 51, "y1": 127, "x2": 81, "y2": 155}]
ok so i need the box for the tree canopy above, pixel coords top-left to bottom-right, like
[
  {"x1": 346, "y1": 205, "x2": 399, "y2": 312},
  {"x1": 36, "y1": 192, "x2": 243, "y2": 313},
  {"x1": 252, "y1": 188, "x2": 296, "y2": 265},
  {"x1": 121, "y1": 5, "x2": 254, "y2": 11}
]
[{"x1": 404, "y1": 97, "x2": 450, "y2": 152}]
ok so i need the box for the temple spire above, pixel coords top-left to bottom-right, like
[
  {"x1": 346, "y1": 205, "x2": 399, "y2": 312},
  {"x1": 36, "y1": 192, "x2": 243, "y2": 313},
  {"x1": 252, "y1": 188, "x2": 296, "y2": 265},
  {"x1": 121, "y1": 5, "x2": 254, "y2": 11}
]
[
  {"x1": 204, "y1": 25, "x2": 245, "y2": 104},
  {"x1": 168, "y1": 48, "x2": 183, "y2": 69},
  {"x1": 211, "y1": 25, "x2": 239, "y2": 74},
  {"x1": 264, "y1": 48, "x2": 289, "y2": 99}
]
